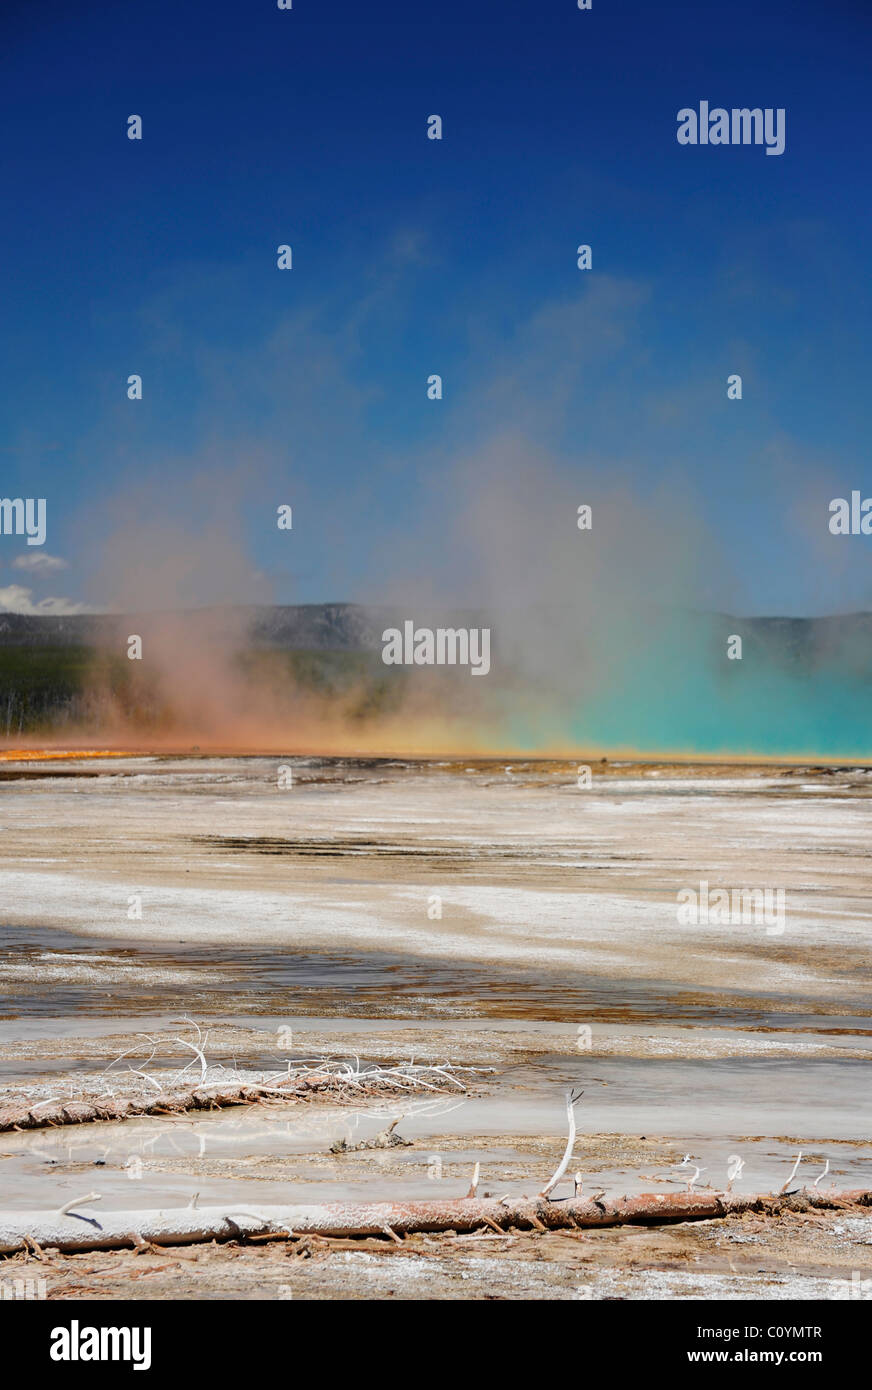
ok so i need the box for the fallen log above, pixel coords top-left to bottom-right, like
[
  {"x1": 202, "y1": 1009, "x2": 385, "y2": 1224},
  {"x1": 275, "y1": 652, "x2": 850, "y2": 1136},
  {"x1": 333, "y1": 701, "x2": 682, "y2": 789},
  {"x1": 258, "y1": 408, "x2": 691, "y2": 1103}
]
[
  {"x1": 0, "y1": 1081, "x2": 315, "y2": 1132},
  {"x1": 0, "y1": 1065, "x2": 466, "y2": 1133},
  {"x1": 0, "y1": 1188, "x2": 868, "y2": 1256}
]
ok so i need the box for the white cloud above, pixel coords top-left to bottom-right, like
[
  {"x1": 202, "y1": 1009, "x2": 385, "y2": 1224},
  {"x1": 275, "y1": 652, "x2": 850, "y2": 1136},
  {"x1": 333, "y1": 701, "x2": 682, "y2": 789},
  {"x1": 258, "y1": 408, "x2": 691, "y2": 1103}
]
[
  {"x1": 0, "y1": 585, "x2": 92, "y2": 615},
  {"x1": 11, "y1": 552, "x2": 69, "y2": 575}
]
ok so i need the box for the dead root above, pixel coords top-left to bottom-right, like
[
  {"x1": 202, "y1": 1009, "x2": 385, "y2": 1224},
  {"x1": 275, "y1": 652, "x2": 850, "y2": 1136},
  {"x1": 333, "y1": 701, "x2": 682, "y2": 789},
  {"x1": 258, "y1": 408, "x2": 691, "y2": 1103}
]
[{"x1": 330, "y1": 1117, "x2": 412, "y2": 1154}]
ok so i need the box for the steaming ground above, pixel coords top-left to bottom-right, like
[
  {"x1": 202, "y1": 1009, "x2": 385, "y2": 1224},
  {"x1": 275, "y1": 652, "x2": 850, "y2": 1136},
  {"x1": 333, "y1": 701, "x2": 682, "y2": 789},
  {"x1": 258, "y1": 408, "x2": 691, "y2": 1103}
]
[{"x1": 0, "y1": 756, "x2": 870, "y2": 1299}]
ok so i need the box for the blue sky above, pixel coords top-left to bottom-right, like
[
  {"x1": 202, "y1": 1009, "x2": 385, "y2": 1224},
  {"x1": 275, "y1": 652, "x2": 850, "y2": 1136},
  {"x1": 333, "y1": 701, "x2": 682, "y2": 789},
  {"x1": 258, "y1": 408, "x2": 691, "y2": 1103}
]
[{"x1": 1, "y1": 0, "x2": 870, "y2": 617}]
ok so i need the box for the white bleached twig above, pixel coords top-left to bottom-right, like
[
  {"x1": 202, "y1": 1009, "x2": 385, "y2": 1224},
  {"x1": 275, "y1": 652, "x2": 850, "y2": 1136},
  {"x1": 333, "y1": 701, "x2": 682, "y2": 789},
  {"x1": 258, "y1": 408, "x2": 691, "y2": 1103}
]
[
  {"x1": 779, "y1": 1151, "x2": 802, "y2": 1194},
  {"x1": 685, "y1": 1165, "x2": 705, "y2": 1192},
  {"x1": 726, "y1": 1154, "x2": 745, "y2": 1193},
  {"x1": 540, "y1": 1089, "x2": 584, "y2": 1199},
  {"x1": 466, "y1": 1162, "x2": 480, "y2": 1199},
  {"x1": 58, "y1": 1192, "x2": 102, "y2": 1217},
  {"x1": 813, "y1": 1159, "x2": 830, "y2": 1188}
]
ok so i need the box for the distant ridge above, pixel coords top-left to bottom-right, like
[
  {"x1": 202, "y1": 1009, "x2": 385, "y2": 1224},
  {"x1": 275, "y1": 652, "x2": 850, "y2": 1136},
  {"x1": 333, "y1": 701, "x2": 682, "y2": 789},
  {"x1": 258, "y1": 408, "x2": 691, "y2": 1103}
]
[
  {"x1": 1, "y1": 603, "x2": 871, "y2": 659},
  {"x1": 0, "y1": 604, "x2": 485, "y2": 651}
]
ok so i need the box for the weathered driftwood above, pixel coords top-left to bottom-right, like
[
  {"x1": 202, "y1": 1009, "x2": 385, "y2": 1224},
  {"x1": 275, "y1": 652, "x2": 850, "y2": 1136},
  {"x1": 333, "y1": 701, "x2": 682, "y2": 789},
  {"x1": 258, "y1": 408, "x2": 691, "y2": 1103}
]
[
  {"x1": 0, "y1": 1068, "x2": 461, "y2": 1134},
  {"x1": 0, "y1": 1188, "x2": 868, "y2": 1256},
  {"x1": 0, "y1": 1079, "x2": 327, "y2": 1133}
]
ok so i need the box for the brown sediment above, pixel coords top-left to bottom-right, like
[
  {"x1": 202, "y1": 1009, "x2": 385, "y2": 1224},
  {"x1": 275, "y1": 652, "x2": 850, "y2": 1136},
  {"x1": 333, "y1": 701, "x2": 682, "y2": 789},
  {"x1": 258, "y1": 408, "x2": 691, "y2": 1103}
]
[
  {"x1": 1, "y1": 758, "x2": 870, "y2": 1295},
  {"x1": 3, "y1": 758, "x2": 870, "y2": 1020},
  {"x1": 2, "y1": 748, "x2": 872, "y2": 769},
  {"x1": 0, "y1": 749, "x2": 139, "y2": 762},
  {"x1": 2, "y1": 1206, "x2": 868, "y2": 1301}
]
